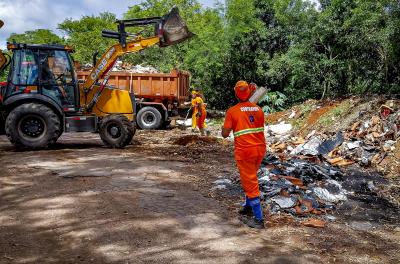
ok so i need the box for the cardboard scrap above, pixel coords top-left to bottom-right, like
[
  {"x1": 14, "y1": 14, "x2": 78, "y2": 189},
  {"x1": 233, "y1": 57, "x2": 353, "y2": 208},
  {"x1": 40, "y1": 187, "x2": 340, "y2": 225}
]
[
  {"x1": 327, "y1": 157, "x2": 355, "y2": 166},
  {"x1": 301, "y1": 218, "x2": 327, "y2": 228}
]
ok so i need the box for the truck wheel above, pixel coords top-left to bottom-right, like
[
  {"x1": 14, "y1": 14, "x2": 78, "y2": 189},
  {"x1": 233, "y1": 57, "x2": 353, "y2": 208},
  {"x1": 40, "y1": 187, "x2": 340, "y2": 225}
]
[
  {"x1": 137, "y1": 106, "x2": 162, "y2": 130},
  {"x1": 5, "y1": 103, "x2": 61, "y2": 149},
  {"x1": 99, "y1": 115, "x2": 134, "y2": 148}
]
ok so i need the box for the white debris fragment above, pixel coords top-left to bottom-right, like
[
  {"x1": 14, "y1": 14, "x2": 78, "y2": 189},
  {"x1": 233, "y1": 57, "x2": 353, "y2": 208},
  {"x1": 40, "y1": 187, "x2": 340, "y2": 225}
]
[
  {"x1": 266, "y1": 122, "x2": 292, "y2": 136},
  {"x1": 177, "y1": 119, "x2": 192, "y2": 127},
  {"x1": 291, "y1": 137, "x2": 322, "y2": 156},
  {"x1": 213, "y1": 179, "x2": 232, "y2": 185},
  {"x1": 271, "y1": 196, "x2": 297, "y2": 209},
  {"x1": 313, "y1": 180, "x2": 348, "y2": 204},
  {"x1": 211, "y1": 185, "x2": 227, "y2": 190},
  {"x1": 346, "y1": 141, "x2": 362, "y2": 150}
]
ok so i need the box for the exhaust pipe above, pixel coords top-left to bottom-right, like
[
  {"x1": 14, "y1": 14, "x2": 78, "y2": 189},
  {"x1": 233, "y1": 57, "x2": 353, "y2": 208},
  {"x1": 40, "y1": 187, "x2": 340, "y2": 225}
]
[{"x1": 158, "y1": 7, "x2": 195, "y2": 47}]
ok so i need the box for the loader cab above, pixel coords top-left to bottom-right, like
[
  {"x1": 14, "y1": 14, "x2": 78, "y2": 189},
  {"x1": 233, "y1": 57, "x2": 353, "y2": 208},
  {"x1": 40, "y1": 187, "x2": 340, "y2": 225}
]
[{"x1": 3, "y1": 44, "x2": 78, "y2": 112}]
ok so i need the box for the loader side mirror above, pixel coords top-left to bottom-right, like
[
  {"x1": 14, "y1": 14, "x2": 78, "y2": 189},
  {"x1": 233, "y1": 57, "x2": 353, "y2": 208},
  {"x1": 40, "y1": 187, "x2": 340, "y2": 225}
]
[{"x1": 157, "y1": 7, "x2": 195, "y2": 47}]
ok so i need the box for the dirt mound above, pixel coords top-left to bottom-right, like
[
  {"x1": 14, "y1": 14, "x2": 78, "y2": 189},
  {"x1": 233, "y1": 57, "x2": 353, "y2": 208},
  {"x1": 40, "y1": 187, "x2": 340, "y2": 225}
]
[{"x1": 172, "y1": 135, "x2": 219, "y2": 146}]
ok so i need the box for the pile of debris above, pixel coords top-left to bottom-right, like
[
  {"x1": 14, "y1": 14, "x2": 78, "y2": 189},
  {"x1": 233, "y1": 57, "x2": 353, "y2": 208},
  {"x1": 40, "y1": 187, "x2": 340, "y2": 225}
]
[
  {"x1": 258, "y1": 154, "x2": 347, "y2": 217},
  {"x1": 79, "y1": 61, "x2": 160, "y2": 73},
  {"x1": 266, "y1": 100, "x2": 399, "y2": 169},
  {"x1": 112, "y1": 62, "x2": 159, "y2": 73}
]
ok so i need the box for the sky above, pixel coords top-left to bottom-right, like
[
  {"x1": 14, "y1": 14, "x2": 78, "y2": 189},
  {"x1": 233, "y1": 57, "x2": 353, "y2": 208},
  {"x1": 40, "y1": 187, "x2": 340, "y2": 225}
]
[
  {"x1": 0, "y1": 0, "x2": 217, "y2": 48},
  {"x1": 0, "y1": 0, "x2": 319, "y2": 48}
]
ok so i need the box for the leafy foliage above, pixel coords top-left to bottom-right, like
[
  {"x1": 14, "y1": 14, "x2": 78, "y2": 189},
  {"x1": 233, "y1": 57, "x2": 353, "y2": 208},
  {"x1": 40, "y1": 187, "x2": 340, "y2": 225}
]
[
  {"x1": 259, "y1": 91, "x2": 287, "y2": 113},
  {"x1": 58, "y1": 13, "x2": 116, "y2": 63},
  {"x1": 2, "y1": 0, "x2": 400, "y2": 110},
  {"x1": 7, "y1": 29, "x2": 64, "y2": 45}
]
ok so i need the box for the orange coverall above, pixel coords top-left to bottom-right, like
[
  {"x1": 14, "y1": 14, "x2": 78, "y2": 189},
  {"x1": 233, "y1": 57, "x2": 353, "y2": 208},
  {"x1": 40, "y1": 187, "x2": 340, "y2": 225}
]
[
  {"x1": 223, "y1": 101, "x2": 266, "y2": 198},
  {"x1": 191, "y1": 96, "x2": 207, "y2": 129}
]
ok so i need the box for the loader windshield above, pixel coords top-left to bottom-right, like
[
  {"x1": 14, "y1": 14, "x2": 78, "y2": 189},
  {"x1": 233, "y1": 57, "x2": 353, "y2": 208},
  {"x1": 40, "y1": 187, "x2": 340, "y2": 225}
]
[
  {"x1": 11, "y1": 49, "x2": 39, "y2": 85},
  {"x1": 39, "y1": 50, "x2": 76, "y2": 107}
]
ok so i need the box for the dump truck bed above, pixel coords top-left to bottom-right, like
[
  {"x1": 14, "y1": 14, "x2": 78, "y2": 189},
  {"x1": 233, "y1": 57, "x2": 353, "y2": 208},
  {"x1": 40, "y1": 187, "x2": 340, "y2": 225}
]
[{"x1": 77, "y1": 69, "x2": 190, "y2": 104}]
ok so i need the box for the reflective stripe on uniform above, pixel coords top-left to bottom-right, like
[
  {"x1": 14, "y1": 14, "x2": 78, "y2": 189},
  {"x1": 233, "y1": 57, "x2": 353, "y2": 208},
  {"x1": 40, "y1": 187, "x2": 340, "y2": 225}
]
[{"x1": 233, "y1": 127, "x2": 264, "y2": 138}]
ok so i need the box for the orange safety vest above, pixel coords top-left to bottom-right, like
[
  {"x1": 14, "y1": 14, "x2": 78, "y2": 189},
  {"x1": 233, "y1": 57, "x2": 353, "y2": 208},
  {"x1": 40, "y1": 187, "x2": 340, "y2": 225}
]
[{"x1": 223, "y1": 101, "x2": 266, "y2": 160}]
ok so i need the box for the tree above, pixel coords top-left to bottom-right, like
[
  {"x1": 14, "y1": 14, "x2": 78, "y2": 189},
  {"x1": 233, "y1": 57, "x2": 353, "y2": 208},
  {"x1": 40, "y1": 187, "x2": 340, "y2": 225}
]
[
  {"x1": 7, "y1": 29, "x2": 63, "y2": 45},
  {"x1": 58, "y1": 13, "x2": 116, "y2": 64},
  {"x1": 123, "y1": 0, "x2": 228, "y2": 108}
]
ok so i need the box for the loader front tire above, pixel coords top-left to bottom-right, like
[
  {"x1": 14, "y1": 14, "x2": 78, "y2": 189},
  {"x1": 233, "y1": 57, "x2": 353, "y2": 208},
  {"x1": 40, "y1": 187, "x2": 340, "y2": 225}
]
[
  {"x1": 99, "y1": 115, "x2": 134, "y2": 148},
  {"x1": 5, "y1": 103, "x2": 61, "y2": 149}
]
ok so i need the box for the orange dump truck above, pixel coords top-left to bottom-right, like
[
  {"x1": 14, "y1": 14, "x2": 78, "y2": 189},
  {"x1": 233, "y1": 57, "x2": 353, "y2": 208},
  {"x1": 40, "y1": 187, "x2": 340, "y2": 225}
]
[{"x1": 77, "y1": 69, "x2": 190, "y2": 129}]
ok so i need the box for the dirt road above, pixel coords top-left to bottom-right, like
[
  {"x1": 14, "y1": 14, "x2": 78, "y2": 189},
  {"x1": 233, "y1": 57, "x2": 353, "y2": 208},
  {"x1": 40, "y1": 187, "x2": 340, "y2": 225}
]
[{"x1": 1, "y1": 130, "x2": 399, "y2": 263}]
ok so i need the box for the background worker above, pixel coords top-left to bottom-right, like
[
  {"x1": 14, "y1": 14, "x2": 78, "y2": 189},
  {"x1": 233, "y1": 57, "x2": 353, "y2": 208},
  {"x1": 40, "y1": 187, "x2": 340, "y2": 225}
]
[
  {"x1": 221, "y1": 80, "x2": 266, "y2": 229},
  {"x1": 191, "y1": 89, "x2": 208, "y2": 136}
]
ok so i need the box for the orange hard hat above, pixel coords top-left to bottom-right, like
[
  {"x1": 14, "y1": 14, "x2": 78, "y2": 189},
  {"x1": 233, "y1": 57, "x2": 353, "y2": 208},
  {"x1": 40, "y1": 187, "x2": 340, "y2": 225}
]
[{"x1": 234, "y1": 80, "x2": 251, "y2": 101}]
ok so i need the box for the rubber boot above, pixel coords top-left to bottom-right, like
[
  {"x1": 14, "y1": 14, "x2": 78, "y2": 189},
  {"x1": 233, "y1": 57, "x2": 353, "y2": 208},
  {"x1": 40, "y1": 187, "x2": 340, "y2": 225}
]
[
  {"x1": 238, "y1": 196, "x2": 253, "y2": 216},
  {"x1": 241, "y1": 197, "x2": 264, "y2": 229}
]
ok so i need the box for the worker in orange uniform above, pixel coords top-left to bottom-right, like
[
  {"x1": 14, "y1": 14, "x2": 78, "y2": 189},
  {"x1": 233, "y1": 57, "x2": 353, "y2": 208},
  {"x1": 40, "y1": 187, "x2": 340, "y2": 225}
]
[
  {"x1": 191, "y1": 90, "x2": 207, "y2": 136},
  {"x1": 222, "y1": 81, "x2": 266, "y2": 229}
]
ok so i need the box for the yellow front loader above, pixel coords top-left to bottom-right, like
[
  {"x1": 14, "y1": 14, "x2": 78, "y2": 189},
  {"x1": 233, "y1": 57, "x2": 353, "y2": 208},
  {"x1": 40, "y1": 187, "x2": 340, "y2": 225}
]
[{"x1": 0, "y1": 7, "x2": 194, "y2": 149}]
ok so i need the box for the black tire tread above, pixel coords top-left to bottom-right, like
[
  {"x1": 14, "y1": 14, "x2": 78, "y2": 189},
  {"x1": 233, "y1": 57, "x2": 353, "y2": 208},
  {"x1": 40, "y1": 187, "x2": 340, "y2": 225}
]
[
  {"x1": 99, "y1": 115, "x2": 134, "y2": 148},
  {"x1": 5, "y1": 103, "x2": 61, "y2": 149}
]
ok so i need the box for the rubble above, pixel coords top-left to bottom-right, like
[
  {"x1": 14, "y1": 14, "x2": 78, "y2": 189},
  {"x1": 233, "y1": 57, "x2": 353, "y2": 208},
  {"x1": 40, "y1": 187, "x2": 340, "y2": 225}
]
[
  {"x1": 258, "y1": 98, "x2": 399, "y2": 226},
  {"x1": 258, "y1": 153, "x2": 346, "y2": 219},
  {"x1": 265, "y1": 101, "x2": 399, "y2": 169},
  {"x1": 79, "y1": 61, "x2": 160, "y2": 73},
  {"x1": 112, "y1": 61, "x2": 160, "y2": 73}
]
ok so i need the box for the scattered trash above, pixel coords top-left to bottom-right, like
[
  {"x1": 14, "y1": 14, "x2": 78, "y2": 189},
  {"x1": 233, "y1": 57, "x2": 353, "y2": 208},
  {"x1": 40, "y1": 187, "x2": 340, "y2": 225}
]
[
  {"x1": 313, "y1": 184, "x2": 347, "y2": 203},
  {"x1": 291, "y1": 137, "x2": 322, "y2": 156},
  {"x1": 317, "y1": 132, "x2": 344, "y2": 156},
  {"x1": 258, "y1": 153, "x2": 345, "y2": 218},
  {"x1": 80, "y1": 61, "x2": 160, "y2": 73},
  {"x1": 271, "y1": 196, "x2": 297, "y2": 209},
  {"x1": 112, "y1": 61, "x2": 160, "y2": 73}
]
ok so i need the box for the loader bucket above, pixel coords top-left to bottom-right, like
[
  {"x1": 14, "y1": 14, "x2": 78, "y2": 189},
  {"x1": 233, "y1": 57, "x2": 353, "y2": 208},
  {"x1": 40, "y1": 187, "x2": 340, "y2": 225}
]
[{"x1": 158, "y1": 7, "x2": 195, "y2": 47}]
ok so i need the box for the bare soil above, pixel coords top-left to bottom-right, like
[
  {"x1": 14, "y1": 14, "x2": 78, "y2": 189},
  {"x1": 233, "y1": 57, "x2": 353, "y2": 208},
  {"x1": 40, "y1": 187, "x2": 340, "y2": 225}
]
[{"x1": 0, "y1": 130, "x2": 399, "y2": 264}]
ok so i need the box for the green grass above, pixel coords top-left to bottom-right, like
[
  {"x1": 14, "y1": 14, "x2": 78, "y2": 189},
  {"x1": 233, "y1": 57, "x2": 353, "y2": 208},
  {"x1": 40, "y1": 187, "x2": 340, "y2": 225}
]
[
  {"x1": 317, "y1": 100, "x2": 352, "y2": 126},
  {"x1": 289, "y1": 101, "x2": 317, "y2": 129},
  {"x1": 207, "y1": 118, "x2": 224, "y2": 127}
]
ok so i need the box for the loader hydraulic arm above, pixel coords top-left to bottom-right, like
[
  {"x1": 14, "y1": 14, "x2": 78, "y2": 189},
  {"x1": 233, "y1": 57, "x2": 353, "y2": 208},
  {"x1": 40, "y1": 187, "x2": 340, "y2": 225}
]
[
  {"x1": 82, "y1": 36, "x2": 160, "y2": 92},
  {"x1": 81, "y1": 7, "x2": 194, "y2": 112}
]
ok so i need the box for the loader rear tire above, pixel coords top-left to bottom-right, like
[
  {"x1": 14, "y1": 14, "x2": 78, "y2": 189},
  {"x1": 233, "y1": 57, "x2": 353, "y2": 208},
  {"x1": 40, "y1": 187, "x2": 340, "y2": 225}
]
[
  {"x1": 99, "y1": 115, "x2": 134, "y2": 148},
  {"x1": 5, "y1": 103, "x2": 61, "y2": 149}
]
